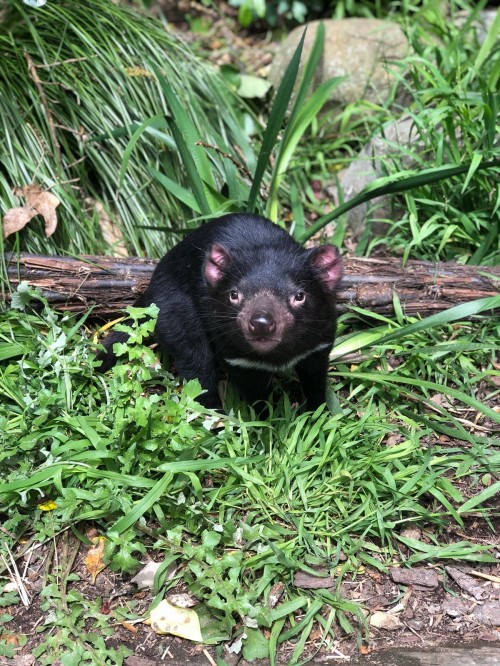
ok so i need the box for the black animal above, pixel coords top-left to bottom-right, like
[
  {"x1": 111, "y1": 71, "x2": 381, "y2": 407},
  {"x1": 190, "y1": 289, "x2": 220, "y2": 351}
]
[{"x1": 97, "y1": 213, "x2": 342, "y2": 410}]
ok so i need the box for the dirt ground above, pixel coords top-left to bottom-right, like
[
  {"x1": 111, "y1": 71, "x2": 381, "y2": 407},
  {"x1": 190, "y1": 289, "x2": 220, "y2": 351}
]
[{"x1": 3, "y1": 510, "x2": 499, "y2": 665}]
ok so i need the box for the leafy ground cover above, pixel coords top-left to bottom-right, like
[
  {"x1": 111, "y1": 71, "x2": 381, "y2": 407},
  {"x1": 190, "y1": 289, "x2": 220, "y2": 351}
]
[{"x1": 0, "y1": 287, "x2": 498, "y2": 663}]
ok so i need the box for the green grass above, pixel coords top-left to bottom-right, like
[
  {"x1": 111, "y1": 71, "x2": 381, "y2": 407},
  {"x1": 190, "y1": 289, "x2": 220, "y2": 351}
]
[
  {"x1": 1, "y1": 0, "x2": 499, "y2": 661},
  {"x1": 0, "y1": 0, "x2": 256, "y2": 257},
  {"x1": 0, "y1": 287, "x2": 498, "y2": 662},
  {"x1": 290, "y1": 1, "x2": 500, "y2": 262}
]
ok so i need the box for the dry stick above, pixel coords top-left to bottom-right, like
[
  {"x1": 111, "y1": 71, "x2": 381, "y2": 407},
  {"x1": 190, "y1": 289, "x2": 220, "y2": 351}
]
[
  {"x1": 35, "y1": 55, "x2": 94, "y2": 68},
  {"x1": 195, "y1": 140, "x2": 253, "y2": 180},
  {"x1": 3, "y1": 253, "x2": 499, "y2": 319},
  {"x1": 25, "y1": 53, "x2": 62, "y2": 169}
]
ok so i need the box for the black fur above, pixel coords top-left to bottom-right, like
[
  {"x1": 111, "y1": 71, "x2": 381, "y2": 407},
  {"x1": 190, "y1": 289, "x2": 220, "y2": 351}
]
[{"x1": 97, "y1": 213, "x2": 343, "y2": 410}]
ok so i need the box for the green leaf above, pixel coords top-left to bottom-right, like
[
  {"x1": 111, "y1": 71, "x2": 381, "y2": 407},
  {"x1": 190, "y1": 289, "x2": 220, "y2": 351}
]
[
  {"x1": 10, "y1": 282, "x2": 45, "y2": 310},
  {"x1": 147, "y1": 166, "x2": 201, "y2": 213},
  {"x1": 119, "y1": 115, "x2": 168, "y2": 188},
  {"x1": 461, "y1": 152, "x2": 483, "y2": 193},
  {"x1": 247, "y1": 29, "x2": 306, "y2": 212},
  {"x1": 243, "y1": 628, "x2": 269, "y2": 660},
  {"x1": 458, "y1": 480, "x2": 500, "y2": 513},
  {"x1": 109, "y1": 472, "x2": 174, "y2": 535},
  {"x1": 238, "y1": 74, "x2": 272, "y2": 99},
  {"x1": 154, "y1": 69, "x2": 217, "y2": 215}
]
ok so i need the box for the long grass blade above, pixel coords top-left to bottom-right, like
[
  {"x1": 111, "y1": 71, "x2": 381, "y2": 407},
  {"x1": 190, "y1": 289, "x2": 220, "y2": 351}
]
[
  {"x1": 247, "y1": 30, "x2": 306, "y2": 212},
  {"x1": 299, "y1": 159, "x2": 500, "y2": 242}
]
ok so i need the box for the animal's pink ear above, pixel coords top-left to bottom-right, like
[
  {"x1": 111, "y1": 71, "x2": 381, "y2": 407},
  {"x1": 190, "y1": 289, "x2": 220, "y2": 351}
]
[
  {"x1": 204, "y1": 244, "x2": 231, "y2": 286},
  {"x1": 310, "y1": 245, "x2": 342, "y2": 292}
]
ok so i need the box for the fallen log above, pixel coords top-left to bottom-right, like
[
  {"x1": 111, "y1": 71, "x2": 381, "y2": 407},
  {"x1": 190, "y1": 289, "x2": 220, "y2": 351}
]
[{"x1": 2, "y1": 252, "x2": 499, "y2": 318}]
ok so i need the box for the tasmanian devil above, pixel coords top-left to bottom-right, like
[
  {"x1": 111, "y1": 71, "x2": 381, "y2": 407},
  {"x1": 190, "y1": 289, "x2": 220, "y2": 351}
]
[{"x1": 97, "y1": 213, "x2": 343, "y2": 410}]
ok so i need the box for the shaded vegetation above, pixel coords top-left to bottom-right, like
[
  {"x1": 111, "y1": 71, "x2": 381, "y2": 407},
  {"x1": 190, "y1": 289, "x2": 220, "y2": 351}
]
[{"x1": 0, "y1": 0, "x2": 256, "y2": 256}]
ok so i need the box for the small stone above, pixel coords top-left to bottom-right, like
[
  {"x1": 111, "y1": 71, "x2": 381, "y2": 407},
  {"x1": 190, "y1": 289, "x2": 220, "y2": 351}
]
[
  {"x1": 407, "y1": 619, "x2": 426, "y2": 631},
  {"x1": 474, "y1": 600, "x2": 500, "y2": 626},
  {"x1": 400, "y1": 527, "x2": 422, "y2": 541},
  {"x1": 390, "y1": 566, "x2": 439, "y2": 590},
  {"x1": 446, "y1": 566, "x2": 485, "y2": 600},
  {"x1": 130, "y1": 561, "x2": 162, "y2": 589},
  {"x1": 441, "y1": 596, "x2": 470, "y2": 618},
  {"x1": 369, "y1": 610, "x2": 403, "y2": 631}
]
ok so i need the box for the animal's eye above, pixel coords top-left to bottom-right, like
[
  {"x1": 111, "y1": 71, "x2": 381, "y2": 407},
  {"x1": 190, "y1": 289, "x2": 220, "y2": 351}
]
[
  {"x1": 229, "y1": 289, "x2": 240, "y2": 303},
  {"x1": 292, "y1": 290, "x2": 306, "y2": 304}
]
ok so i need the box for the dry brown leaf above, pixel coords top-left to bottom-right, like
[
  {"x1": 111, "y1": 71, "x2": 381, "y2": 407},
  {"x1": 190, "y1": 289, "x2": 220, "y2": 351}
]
[
  {"x1": 2, "y1": 207, "x2": 38, "y2": 238},
  {"x1": 267, "y1": 582, "x2": 285, "y2": 608},
  {"x1": 120, "y1": 621, "x2": 139, "y2": 634},
  {"x1": 33, "y1": 191, "x2": 60, "y2": 237},
  {"x1": 89, "y1": 199, "x2": 128, "y2": 257},
  {"x1": 3, "y1": 185, "x2": 60, "y2": 238},
  {"x1": 84, "y1": 535, "x2": 106, "y2": 584},
  {"x1": 0, "y1": 633, "x2": 23, "y2": 646}
]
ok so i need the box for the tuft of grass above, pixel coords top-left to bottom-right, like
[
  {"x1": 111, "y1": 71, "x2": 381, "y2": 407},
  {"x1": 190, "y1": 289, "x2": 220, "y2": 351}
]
[
  {"x1": 0, "y1": 288, "x2": 498, "y2": 660},
  {"x1": 0, "y1": 0, "x2": 255, "y2": 257},
  {"x1": 289, "y1": 1, "x2": 500, "y2": 263}
]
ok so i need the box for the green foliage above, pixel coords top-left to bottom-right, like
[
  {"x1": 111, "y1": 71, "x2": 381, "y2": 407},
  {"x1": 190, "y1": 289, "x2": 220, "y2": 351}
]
[
  {"x1": 227, "y1": 0, "x2": 397, "y2": 27},
  {"x1": 0, "y1": 0, "x2": 255, "y2": 256},
  {"x1": 33, "y1": 578, "x2": 132, "y2": 665},
  {"x1": 142, "y1": 4, "x2": 499, "y2": 261},
  {"x1": 2, "y1": 0, "x2": 498, "y2": 266},
  {"x1": 373, "y1": 2, "x2": 500, "y2": 263},
  {"x1": 0, "y1": 288, "x2": 498, "y2": 658},
  {"x1": 142, "y1": 23, "x2": 334, "y2": 225},
  {"x1": 296, "y1": 1, "x2": 500, "y2": 263}
]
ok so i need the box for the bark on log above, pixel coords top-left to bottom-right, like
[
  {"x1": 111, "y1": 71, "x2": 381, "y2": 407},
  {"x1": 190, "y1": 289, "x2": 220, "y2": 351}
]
[{"x1": 2, "y1": 252, "x2": 499, "y2": 318}]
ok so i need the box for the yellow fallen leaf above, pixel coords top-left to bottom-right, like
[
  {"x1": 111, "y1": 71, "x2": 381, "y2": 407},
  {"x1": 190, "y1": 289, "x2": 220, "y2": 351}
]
[
  {"x1": 93, "y1": 316, "x2": 126, "y2": 344},
  {"x1": 38, "y1": 500, "x2": 58, "y2": 511},
  {"x1": 148, "y1": 599, "x2": 203, "y2": 642},
  {"x1": 85, "y1": 536, "x2": 106, "y2": 584}
]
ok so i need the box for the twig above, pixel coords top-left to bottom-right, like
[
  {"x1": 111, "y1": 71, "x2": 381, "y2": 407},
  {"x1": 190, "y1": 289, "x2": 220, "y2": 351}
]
[
  {"x1": 25, "y1": 53, "x2": 62, "y2": 169},
  {"x1": 195, "y1": 141, "x2": 252, "y2": 180},
  {"x1": 35, "y1": 55, "x2": 95, "y2": 68},
  {"x1": 0, "y1": 547, "x2": 30, "y2": 607}
]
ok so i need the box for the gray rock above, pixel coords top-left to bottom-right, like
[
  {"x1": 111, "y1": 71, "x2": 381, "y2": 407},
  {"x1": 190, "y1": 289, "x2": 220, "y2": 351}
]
[
  {"x1": 346, "y1": 644, "x2": 500, "y2": 666},
  {"x1": 390, "y1": 566, "x2": 440, "y2": 590},
  {"x1": 474, "y1": 601, "x2": 500, "y2": 626},
  {"x1": 441, "y1": 595, "x2": 471, "y2": 618},
  {"x1": 331, "y1": 115, "x2": 419, "y2": 239},
  {"x1": 269, "y1": 18, "x2": 410, "y2": 108}
]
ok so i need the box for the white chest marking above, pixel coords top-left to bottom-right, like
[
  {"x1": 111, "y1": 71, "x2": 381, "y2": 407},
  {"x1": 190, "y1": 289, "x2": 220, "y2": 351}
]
[{"x1": 224, "y1": 342, "x2": 331, "y2": 373}]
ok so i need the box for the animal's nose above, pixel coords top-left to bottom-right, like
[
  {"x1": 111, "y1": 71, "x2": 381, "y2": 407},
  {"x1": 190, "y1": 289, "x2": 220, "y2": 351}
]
[{"x1": 248, "y1": 312, "x2": 276, "y2": 336}]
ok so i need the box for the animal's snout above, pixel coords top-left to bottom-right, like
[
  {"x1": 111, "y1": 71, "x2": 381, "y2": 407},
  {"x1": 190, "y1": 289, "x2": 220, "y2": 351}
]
[{"x1": 248, "y1": 311, "x2": 276, "y2": 337}]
